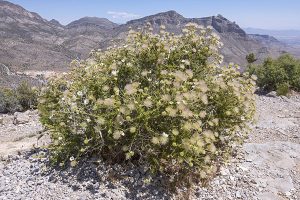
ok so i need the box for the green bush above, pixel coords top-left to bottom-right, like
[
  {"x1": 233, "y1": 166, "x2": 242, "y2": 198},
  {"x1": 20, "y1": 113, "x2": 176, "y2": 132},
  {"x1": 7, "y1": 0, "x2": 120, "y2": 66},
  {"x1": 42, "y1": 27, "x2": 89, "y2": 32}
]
[
  {"x1": 248, "y1": 54, "x2": 300, "y2": 94},
  {"x1": 0, "y1": 81, "x2": 38, "y2": 113},
  {"x1": 38, "y1": 24, "x2": 256, "y2": 188},
  {"x1": 16, "y1": 81, "x2": 38, "y2": 110},
  {"x1": 0, "y1": 88, "x2": 20, "y2": 113},
  {"x1": 276, "y1": 83, "x2": 290, "y2": 96},
  {"x1": 246, "y1": 53, "x2": 257, "y2": 64}
]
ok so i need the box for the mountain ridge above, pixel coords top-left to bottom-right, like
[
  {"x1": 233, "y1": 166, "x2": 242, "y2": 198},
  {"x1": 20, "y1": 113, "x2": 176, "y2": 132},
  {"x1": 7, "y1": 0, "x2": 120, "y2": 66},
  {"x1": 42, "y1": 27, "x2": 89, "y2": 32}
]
[{"x1": 0, "y1": 0, "x2": 299, "y2": 78}]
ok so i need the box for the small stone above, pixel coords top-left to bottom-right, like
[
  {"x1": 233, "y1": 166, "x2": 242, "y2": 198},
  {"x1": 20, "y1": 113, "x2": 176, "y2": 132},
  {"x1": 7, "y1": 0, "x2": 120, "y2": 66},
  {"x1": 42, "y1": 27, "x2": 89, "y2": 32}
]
[
  {"x1": 285, "y1": 192, "x2": 292, "y2": 196},
  {"x1": 13, "y1": 112, "x2": 30, "y2": 125},
  {"x1": 250, "y1": 179, "x2": 257, "y2": 184},
  {"x1": 220, "y1": 168, "x2": 230, "y2": 176},
  {"x1": 239, "y1": 166, "x2": 248, "y2": 171},
  {"x1": 235, "y1": 191, "x2": 242, "y2": 198},
  {"x1": 266, "y1": 91, "x2": 277, "y2": 98}
]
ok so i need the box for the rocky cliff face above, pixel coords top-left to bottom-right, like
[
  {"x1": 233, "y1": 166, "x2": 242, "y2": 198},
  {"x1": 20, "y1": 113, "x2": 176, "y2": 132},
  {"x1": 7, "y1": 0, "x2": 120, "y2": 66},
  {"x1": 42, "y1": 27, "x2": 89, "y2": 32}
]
[{"x1": 0, "y1": 0, "x2": 298, "y2": 76}]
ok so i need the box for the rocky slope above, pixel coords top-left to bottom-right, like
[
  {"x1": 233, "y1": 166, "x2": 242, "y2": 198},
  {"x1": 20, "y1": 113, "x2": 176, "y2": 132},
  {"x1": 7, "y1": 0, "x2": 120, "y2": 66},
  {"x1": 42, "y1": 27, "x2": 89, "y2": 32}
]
[
  {"x1": 0, "y1": 94, "x2": 299, "y2": 199},
  {"x1": 0, "y1": 0, "x2": 298, "y2": 76}
]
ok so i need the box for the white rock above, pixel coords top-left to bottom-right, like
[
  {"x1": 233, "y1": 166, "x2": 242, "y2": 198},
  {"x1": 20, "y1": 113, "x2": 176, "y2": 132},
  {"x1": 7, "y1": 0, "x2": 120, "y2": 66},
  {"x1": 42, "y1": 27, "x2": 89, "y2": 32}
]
[
  {"x1": 13, "y1": 112, "x2": 30, "y2": 125},
  {"x1": 220, "y1": 167, "x2": 230, "y2": 176},
  {"x1": 266, "y1": 91, "x2": 277, "y2": 98},
  {"x1": 235, "y1": 191, "x2": 242, "y2": 198},
  {"x1": 285, "y1": 191, "x2": 292, "y2": 196}
]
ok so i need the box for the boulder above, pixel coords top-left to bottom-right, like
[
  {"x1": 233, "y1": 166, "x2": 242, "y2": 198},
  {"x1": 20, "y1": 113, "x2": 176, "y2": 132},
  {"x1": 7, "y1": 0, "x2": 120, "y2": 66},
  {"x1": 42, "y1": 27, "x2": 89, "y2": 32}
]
[
  {"x1": 0, "y1": 115, "x2": 14, "y2": 125},
  {"x1": 266, "y1": 91, "x2": 277, "y2": 98},
  {"x1": 13, "y1": 111, "x2": 30, "y2": 125}
]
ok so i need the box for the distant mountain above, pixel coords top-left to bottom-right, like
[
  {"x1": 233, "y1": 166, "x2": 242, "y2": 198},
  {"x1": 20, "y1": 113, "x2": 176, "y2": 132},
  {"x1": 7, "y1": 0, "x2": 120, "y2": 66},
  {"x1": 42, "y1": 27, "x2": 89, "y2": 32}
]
[
  {"x1": 66, "y1": 17, "x2": 118, "y2": 29},
  {"x1": 109, "y1": 12, "x2": 297, "y2": 65},
  {"x1": 245, "y1": 28, "x2": 300, "y2": 48},
  {"x1": 0, "y1": 0, "x2": 299, "y2": 82}
]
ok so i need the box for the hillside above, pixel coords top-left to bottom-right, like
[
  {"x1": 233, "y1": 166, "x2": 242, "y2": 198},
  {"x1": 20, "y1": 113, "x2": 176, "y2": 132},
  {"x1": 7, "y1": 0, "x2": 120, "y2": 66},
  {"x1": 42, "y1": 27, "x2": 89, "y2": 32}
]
[{"x1": 0, "y1": 1, "x2": 299, "y2": 82}]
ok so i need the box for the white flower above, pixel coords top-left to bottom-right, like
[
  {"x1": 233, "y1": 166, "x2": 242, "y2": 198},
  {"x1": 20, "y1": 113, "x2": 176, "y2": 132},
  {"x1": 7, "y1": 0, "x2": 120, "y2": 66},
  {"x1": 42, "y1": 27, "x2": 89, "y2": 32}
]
[
  {"x1": 185, "y1": 22, "x2": 199, "y2": 28},
  {"x1": 113, "y1": 130, "x2": 125, "y2": 140},
  {"x1": 161, "y1": 94, "x2": 171, "y2": 102},
  {"x1": 185, "y1": 69, "x2": 193, "y2": 78},
  {"x1": 111, "y1": 70, "x2": 118, "y2": 76},
  {"x1": 77, "y1": 91, "x2": 83, "y2": 96},
  {"x1": 160, "y1": 25, "x2": 166, "y2": 29},
  {"x1": 127, "y1": 103, "x2": 135, "y2": 111},
  {"x1": 160, "y1": 132, "x2": 169, "y2": 145},
  {"x1": 125, "y1": 82, "x2": 139, "y2": 95},
  {"x1": 167, "y1": 107, "x2": 177, "y2": 117},
  {"x1": 183, "y1": 122, "x2": 193, "y2": 131},
  {"x1": 251, "y1": 75, "x2": 258, "y2": 81},
  {"x1": 181, "y1": 108, "x2": 193, "y2": 118},
  {"x1": 103, "y1": 85, "x2": 110, "y2": 91},
  {"x1": 103, "y1": 98, "x2": 115, "y2": 107},
  {"x1": 69, "y1": 156, "x2": 75, "y2": 161},
  {"x1": 129, "y1": 127, "x2": 136, "y2": 133},
  {"x1": 151, "y1": 137, "x2": 159, "y2": 144},
  {"x1": 172, "y1": 129, "x2": 179, "y2": 136},
  {"x1": 160, "y1": 70, "x2": 168, "y2": 75},
  {"x1": 173, "y1": 70, "x2": 188, "y2": 82},
  {"x1": 201, "y1": 94, "x2": 208, "y2": 105},
  {"x1": 143, "y1": 99, "x2": 152, "y2": 108},
  {"x1": 114, "y1": 87, "x2": 120, "y2": 95},
  {"x1": 233, "y1": 107, "x2": 239, "y2": 113},
  {"x1": 199, "y1": 111, "x2": 206, "y2": 118},
  {"x1": 141, "y1": 70, "x2": 148, "y2": 76},
  {"x1": 96, "y1": 117, "x2": 105, "y2": 125},
  {"x1": 83, "y1": 99, "x2": 89, "y2": 105},
  {"x1": 181, "y1": 60, "x2": 190, "y2": 66},
  {"x1": 122, "y1": 145, "x2": 129, "y2": 151}
]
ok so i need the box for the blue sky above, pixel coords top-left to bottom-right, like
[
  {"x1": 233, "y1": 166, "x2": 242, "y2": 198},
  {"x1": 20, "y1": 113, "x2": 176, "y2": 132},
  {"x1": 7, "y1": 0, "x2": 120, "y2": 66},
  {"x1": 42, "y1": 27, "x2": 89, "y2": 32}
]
[{"x1": 6, "y1": 0, "x2": 300, "y2": 30}]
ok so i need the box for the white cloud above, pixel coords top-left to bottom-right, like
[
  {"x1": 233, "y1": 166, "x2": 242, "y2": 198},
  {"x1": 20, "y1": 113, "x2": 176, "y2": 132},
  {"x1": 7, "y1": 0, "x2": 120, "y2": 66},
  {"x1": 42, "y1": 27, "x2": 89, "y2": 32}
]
[{"x1": 107, "y1": 11, "x2": 140, "y2": 20}]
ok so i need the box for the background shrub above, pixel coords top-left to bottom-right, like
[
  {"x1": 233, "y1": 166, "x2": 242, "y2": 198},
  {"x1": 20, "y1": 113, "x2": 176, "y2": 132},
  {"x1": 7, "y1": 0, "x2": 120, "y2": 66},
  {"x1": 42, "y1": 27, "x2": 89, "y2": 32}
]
[
  {"x1": 276, "y1": 83, "x2": 290, "y2": 96},
  {"x1": 16, "y1": 81, "x2": 38, "y2": 110},
  {"x1": 0, "y1": 88, "x2": 20, "y2": 113},
  {"x1": 0, "y1": 81, "x2": 38, "y2": 113},
  {"x1": 248, "y1": 54, "x2": 300, "y2": 95},
  {"x1": 39, "y1": 24, "x2": 256, "y2": 188}
]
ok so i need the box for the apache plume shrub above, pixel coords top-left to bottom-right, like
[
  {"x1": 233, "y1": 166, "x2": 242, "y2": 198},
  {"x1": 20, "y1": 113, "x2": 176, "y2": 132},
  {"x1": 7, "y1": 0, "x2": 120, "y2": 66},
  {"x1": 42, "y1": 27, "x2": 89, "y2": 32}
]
[{"x1": 39, "y1": 24, "x2": 256, "y2": 186}]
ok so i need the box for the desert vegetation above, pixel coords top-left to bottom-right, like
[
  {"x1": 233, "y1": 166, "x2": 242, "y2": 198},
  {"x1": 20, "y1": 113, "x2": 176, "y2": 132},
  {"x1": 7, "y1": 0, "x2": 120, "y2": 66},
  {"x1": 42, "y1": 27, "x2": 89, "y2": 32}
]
[
  {"x1": 247, "y1": 54, "x2": 300, "y2": 95},
  {"x1": 0, "y1": 81, "x2": 38, "y2": 113},
  {"x1": 38, "y1": 23, "x2": 256, "y2": 189}
]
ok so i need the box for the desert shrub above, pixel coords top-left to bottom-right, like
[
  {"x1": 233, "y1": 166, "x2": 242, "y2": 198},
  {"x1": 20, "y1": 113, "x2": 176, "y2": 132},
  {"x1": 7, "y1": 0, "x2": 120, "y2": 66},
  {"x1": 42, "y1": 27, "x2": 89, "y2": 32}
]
[
  {"x1": 276, "y1": 83, "x2": 290, "y2": 96},
  {"x1": 0, "y1": 88, "x2": 20, "y2": 113},
  {"x1": 0, "y1": 81, "x2": 38, "y2": 113},
  {"x1": 248, "y1": 54, "x2": 300, "y2": 94},
  {"x1": 246, "y1": 53, "x2": 257, "y2": 64},
  {"x1": 16, "y1": 81, "x2": 38, "y2": 110},
  {"x1": 39, "y1": 24, "x2": 256, "y2": 188}
]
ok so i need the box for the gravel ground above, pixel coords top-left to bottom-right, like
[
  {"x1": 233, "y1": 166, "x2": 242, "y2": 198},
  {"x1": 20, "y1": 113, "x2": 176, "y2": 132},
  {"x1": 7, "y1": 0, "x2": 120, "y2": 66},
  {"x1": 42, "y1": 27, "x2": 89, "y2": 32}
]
[{"x1": 0, "y1": 94, "x2": 299, "y2": 200}]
